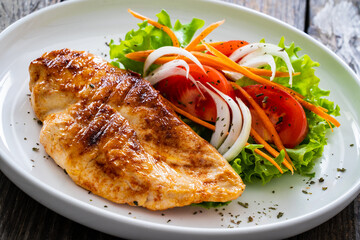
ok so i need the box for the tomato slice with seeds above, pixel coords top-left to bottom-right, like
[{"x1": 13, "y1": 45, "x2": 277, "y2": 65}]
[
  {"x1": 213, "y1": 40, "x2": 249, "y2": 56},
  {"x1": 236, "y1": 84, "x2": 308, "y2": 148},
  {"x1": 156, "y1": 64, "x2": 234, "y2": 122}
]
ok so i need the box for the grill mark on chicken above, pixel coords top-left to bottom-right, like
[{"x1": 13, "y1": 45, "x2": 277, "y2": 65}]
[
  {"x1": 76, "y1": 101, "x2": 117, "y2": 147},
  {"x1": 29, "y1": 48, "x2": 245, "y2": 210}
]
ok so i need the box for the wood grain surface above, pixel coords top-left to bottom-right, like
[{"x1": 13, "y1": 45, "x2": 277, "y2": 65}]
[{"x1": 0, "y1": 0, "x2": 359, "y2": 239}]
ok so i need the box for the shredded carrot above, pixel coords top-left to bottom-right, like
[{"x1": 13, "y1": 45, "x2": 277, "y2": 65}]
[
  {"x1": 293, "y1": 94, "x2": 340, "y2": 127},
  {"x1": 192, "y1": 52, "x2": 303, "y2": 96},
  {"x1": 232, "y1": 83, "x2": 294, "y2": 173},
  {"x1": 125, "y1": 50, "x2": 235, "y2": 70},
  {"x1": 245, "y1": 67, "x2": 301, "y2": 78},
  {"x1": 157, "y1": 56, "x2": 300, "y2": 80},
  {"x1": 127, "y1": 50, "x2": 314, "y2": 108},
  {"x1": 201, "y1": 41, "x2": 340, "y2": 128},
  {"x1": 128, "y1": 9, "x2": 180, "y2": 47},
  {"x1": 250, "y1": 128, "x2": 292, "y2": 174},
  {"x1": 126, "y1": 50, "x2": 298, "y2": 76},
  {"x1": 126, "y1": 49, "x2": 334, "y2": 126},
  {"x1": 192, "y1": 41, "x2": 225, "y2": 52},
  {"x1": 191, "y1": 52, "x2": 234, "y2": 70},
  {"x1": 166, "y1": 101, "x2": 216, "y2": 131},
  {"x1": 250, "y1": 128, "x2": 279, "y2": 157},
  {"x1": 325, "y1": 119, "x2": 334, "y2": 132},
  {"x1": 194, "y1": 51, "x2": 305, "y2": 99},
  {"x1": 185, "y1": 20, "x2": 225, "y2": 51},
  {"x1": 165, "y1": 99, "x2": 283, "y2": 173},
  {"x1": 125, "y1": 50, "x2": 306, "y2": 101},
  {"x1": 319, "y1": 106, "x2": 328, "y2": 112},
  {"x1": 126, "y1": 50, "x2": 154, "y2": 62},
  {"x1": 126, "y1": 53, "x2": 305, "y2": 101},
  {"x1": 246, "y1": 143, "x2": 284, "y2": 174},
  {"x1": 125, "y1": 45, "x2": 336, "y2": 126}
]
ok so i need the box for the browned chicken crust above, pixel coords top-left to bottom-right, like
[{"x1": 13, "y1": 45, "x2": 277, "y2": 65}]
[{"x1": 29, "y1": 49, "x2": 245, "y2": 210}]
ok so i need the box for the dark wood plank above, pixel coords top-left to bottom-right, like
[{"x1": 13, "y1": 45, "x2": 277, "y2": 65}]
[
  {"x1": 0, "y1": 0, "x2": 60, "y2": 31},
  {"x1": 0, "y1": 0, "x2": 358, "y2": 240},
  {"x1": 0, "y1": 2, "x2": 117, "y2": 240},
  {"x1": 288, "y1": 200, "x2": 357, "y2": 240},
  {"x1": 291, "y1": 1, "x2": 360, "y2": 239},
  {"x1": 0, "y1": 173, "x2": 118, "y2": 240},
  {"x1": 308, "y1": 0, "x2": 360, "y2": 75},
  {"x1": 223, "y1": 0, "x2": 306, "y2": 31},
  {"x1": 224, "y1": 1, "x2": 360, "y2": 239}
]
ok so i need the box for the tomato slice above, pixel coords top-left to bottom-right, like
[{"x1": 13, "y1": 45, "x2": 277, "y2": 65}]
[
  {"x1": 236, "y1": 85, "x2": 308, "y2": 148},
  {"x1": 213, "y1": 40, "x2": 249, "y2": 56},
  {"x1": 156, "y1": 64, "x2": 234, "y2": 122}
]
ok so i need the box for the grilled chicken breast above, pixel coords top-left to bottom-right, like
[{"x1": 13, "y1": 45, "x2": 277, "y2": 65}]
[{"x1": 29, "y1": 49, "x2": 245, "y2": 210}]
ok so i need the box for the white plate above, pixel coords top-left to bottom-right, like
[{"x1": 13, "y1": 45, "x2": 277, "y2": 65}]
[{"x1": 0, "y1": 0, "x2": 359, "y2": 239}]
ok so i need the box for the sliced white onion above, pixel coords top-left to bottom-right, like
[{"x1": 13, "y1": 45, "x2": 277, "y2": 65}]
[
  {"x1": 145, "y1": 67, "x2": 195, "y2": 86},
  {"x1": 151, "y1": 59, "x2": 191, "y2": 78},
  {"x1": 228, "y1": 43, "x2": 263, "y2": 62},
  {"x1": 229, "y1": 43, "x2": 294, "y2": 86},
  {"x1": 223, "y1": 71, "x2": 243, "y2": 81},
  {"x1": 145, "y1": 60, "x2": 191, "y2": 85},
  {"x1": 240, "y1": 54, "x2": 276, "y2": 80},
  {"x1": 145, "y1": 59, "x2": 205, "y2": 98},
  {"x1": 197, "y1": 82, "x2": 230, "y2": 149},
  {"x1": 226, "y1": 53, "x2": 277, "y2": 81},
  {"x1": 260, "y1": 46, "x2": 294, "y2": 86},
  {"x1": 222, "y1": 97, "x2": 252, "y2": 161},
  {"x1": 224, "y1": 53, "x2": 277, "y2": 81},
  {"x1": 206, "y1": 83, "x2": 243, "y2": 155},
  {"x1": 143, "y1": 46, "x2": 204, "y2": 77}
]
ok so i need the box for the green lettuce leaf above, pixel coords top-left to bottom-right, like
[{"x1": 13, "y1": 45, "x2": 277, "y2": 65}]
[
  {"x1": 231, "y1": 37, "x2": 340, "y2": 183},
  {"x1": 230, "y1": 144, "x2": 285, "y2": 184},
  {"x1": 109, "y1": 10, "x2": 204, "y2": 75},
  {"x1": 108, "y1": 10, "x2": 340, "y2": 190}
]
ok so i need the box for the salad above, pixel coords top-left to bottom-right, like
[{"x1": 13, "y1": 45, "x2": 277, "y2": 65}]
[{"x1": 109, "y1": 9, "x2": 340, "y2": 185}]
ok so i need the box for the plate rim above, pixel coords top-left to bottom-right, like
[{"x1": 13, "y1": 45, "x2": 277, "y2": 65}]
[{"x1": 0, "y1": 0, "x2": 360, "y2": 239}]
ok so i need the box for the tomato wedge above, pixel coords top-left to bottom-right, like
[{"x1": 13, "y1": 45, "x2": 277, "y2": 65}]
[
  {"x1": 213, "y1": 40, "x2": 249, "y2": 56},
  {"x1": 236, "y1": 85, "x2": 308, "y2": 148},
  {"x1": 156, "y1": 64, "x2": 234, "y2": 122}
]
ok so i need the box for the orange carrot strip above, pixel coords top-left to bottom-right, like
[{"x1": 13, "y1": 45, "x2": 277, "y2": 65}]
[
  {"x1": 125, "y1": 50, "x2": 299, "y2": 77},
  {"x1": 245, "y1": 67, "x2": 301, "y2": 78},
  {"x1": 250, "y1": 128, "x2": 279, "y2": 157},
  {"x1": 166, "y1": 101, "x2": 216, "y2": 131},
  {"x1": 232, "y1": 83, "x2": 294, "y2": 173},
  {"x1": 192, "y1": 51, "x2": 305, "y2": 100},
  {"x1": 185, "y1": 20, "x2": 225, "y2": 51},
  {"x1": 319, "y1": 106, "x2": 328, "y2": 112},
  {"x1": 126, "y1": 49, "x2": 307, "y2": 101},
  {"x1": 125, "y1": 50, "x2": 235, "y2": 70},
  {"x1": 126, "y1": 50, "x2": 154, "y2": 61},
  {"x1": 201, "y1": 41, "x2": 340, "y2": 128},
  {"x1": 293, "y1": 95, "x2": 340, "y2": 127},
  {"x1": 167, "y1": 100, "x2": 282, "y2": 173},
  {"x1": 246, "y1": 143, "x2": 284, "y2": 174},
  {"x1": 250, "y1": 128, "x2": 292, "y2": 173},
  {"x1": 194, "y1": 52, "x2": 302, "y2": 81},
  {"x1": 325, "y1": 119, "x2": 334, "y2": 132},
  {"x1": 192, "y1": 41, "x2": 225, "y2": 52},
  {"x1": 191, "y1": 52, "x2": 234, "y2": 70},
  {"x1": 128, "y1": 9, "x2": 180, "y2": 47},
  {"x1": 125, "y1": 50, "x2": 306, "y2": 101}
]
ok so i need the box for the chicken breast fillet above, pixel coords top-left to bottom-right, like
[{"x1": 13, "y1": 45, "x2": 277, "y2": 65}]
[{"x1": 29, "y1": 49, "x2": 245, "y2": 210}]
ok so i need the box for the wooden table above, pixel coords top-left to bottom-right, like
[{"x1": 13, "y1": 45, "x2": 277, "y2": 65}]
[{"x1": 0, "y1": 0, "x2": 359, "y2": 239}]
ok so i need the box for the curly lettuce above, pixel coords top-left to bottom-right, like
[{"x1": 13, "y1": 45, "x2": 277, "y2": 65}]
[
  {"x1": 109, "y1": 10, "x2": 204, "y2": 74},
  {"x1": 232, "y1": 37, "x2": 340, "y2": 184},
  {"x1": 108, "y1": 11, "x2": 340, "y2": 186}
]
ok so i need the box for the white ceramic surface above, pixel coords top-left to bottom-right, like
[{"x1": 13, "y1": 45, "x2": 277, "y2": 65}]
[{"x1": 0, "y1": 0, "x2": 359, "y2": 239}]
